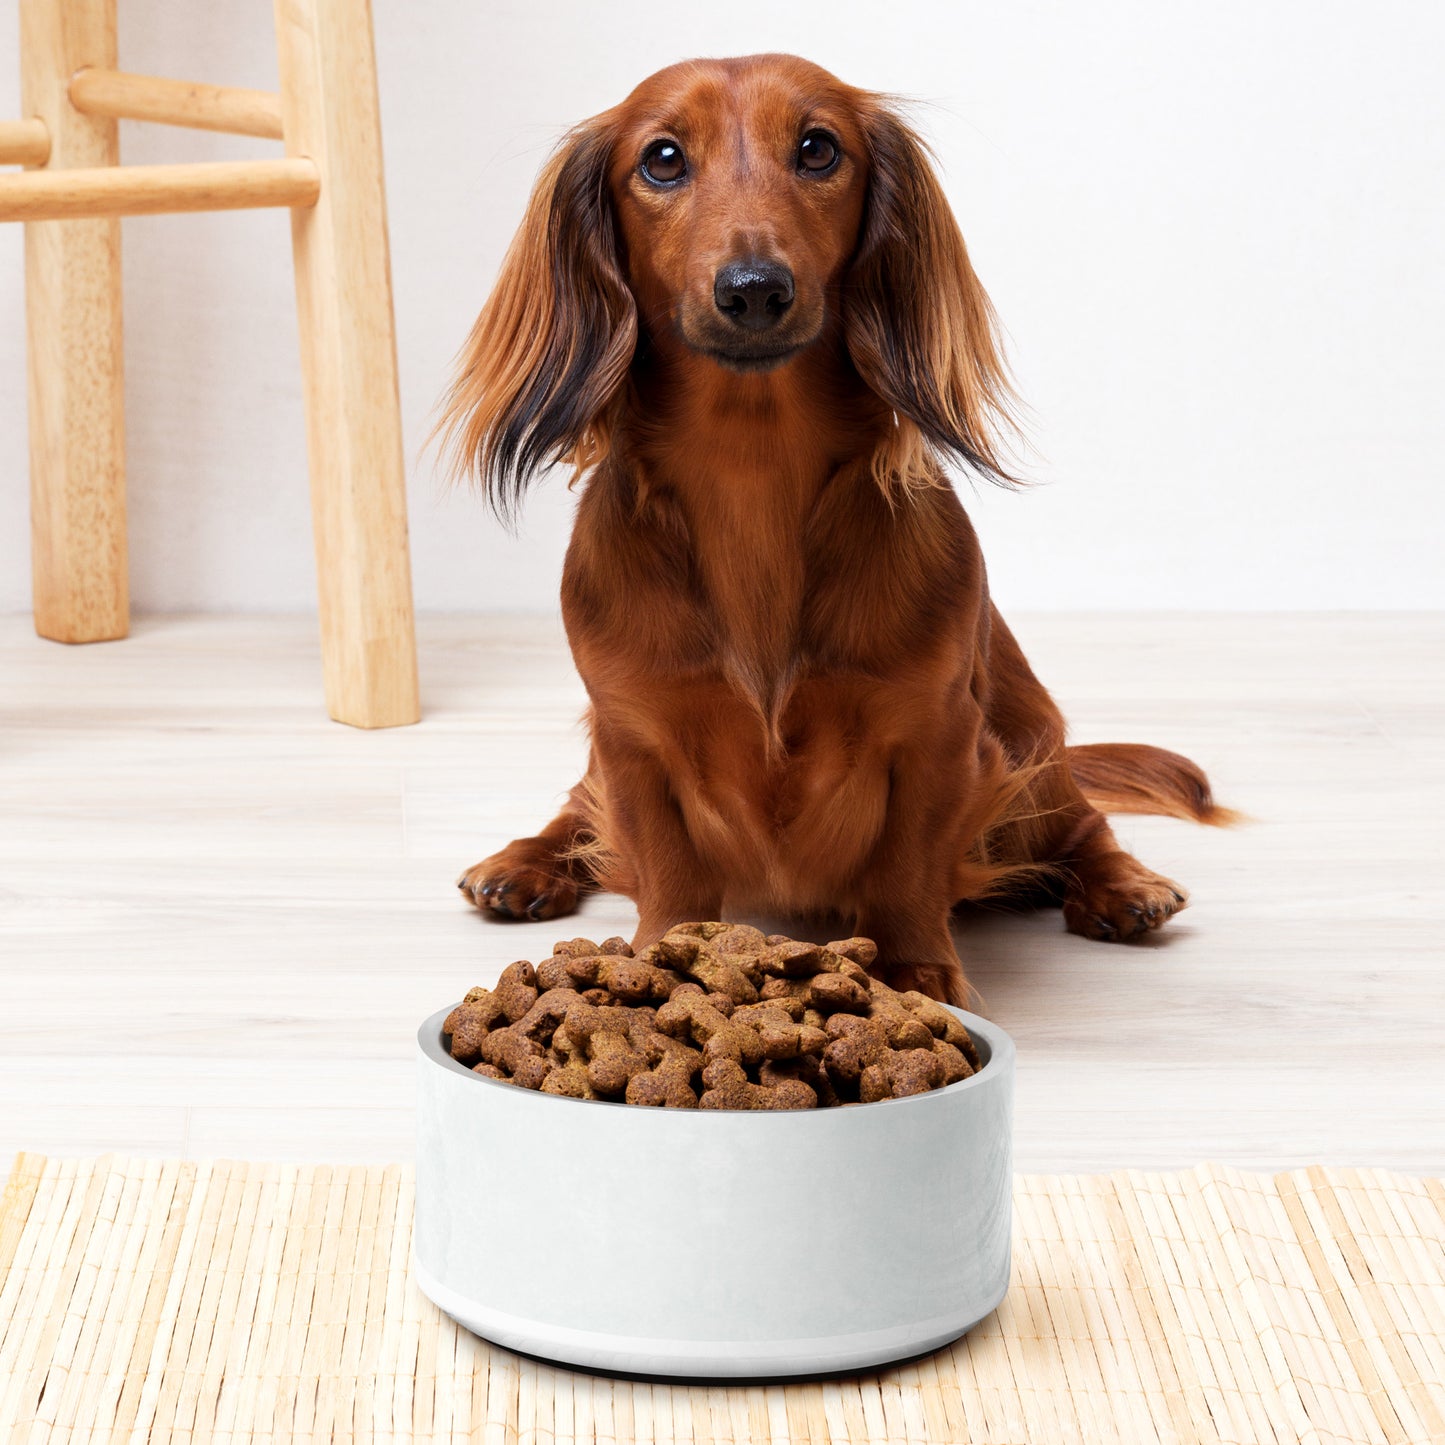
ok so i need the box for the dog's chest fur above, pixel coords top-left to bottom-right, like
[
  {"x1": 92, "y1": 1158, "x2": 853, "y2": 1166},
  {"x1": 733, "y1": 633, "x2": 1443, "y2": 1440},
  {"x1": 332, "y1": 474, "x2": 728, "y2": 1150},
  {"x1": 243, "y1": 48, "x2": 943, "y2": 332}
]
[{"x1": 564, "y1": 450, "x2": 985, "y2": 904}]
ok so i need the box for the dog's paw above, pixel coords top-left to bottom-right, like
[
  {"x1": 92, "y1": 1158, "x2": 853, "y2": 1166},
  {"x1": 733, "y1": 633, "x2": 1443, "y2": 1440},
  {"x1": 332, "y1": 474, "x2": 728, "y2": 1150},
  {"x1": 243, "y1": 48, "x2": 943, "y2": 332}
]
[
  {"x1": 457, "y1": 847, "x2": 580, "y2": 922},
  {"x1": 1062, "y1": 852, "x2": 1187, "y2": 942}
]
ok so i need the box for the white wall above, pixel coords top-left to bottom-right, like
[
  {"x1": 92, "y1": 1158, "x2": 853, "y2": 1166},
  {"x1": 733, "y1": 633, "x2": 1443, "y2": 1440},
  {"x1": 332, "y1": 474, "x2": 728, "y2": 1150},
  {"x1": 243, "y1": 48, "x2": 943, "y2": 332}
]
[{"x1": 2, "y1": 0, "x2": 1441, "y2": 613}]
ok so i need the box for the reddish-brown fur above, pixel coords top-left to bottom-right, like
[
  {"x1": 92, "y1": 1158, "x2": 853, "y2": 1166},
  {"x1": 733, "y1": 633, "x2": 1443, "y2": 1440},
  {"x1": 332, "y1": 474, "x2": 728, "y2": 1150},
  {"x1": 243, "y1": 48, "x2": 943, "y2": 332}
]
[{"x1": 441, "y1": 55, "x2": 1234, "y2": 1005}]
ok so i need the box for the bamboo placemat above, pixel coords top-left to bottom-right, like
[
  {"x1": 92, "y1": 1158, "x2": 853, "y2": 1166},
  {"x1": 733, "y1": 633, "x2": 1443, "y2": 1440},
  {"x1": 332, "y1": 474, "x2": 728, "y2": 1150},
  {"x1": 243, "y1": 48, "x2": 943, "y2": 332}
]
[{"x1": 2, "y1": 1156, "x2": 1443, "y2": 1443}]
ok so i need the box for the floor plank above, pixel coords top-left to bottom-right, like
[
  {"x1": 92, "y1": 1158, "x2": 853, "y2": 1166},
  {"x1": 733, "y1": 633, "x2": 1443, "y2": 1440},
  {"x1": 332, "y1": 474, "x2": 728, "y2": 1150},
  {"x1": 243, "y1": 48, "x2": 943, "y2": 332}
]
[{"x1": 1, "y1": 612, "x2": 1441, "y2": 1170}]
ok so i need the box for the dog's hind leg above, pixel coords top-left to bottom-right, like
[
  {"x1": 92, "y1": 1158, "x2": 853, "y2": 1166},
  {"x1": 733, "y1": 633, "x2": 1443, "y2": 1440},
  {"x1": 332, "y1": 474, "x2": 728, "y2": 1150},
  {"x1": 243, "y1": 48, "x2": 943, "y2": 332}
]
[
  {"x1": 457, "y1": 772, "x2": 600, "y2": 921},
  {"x1": 973, "y1": 609, "x2": 1204, "y2": 942},
  {"x1": 983, "y1": 765, "x2": 1193, "y2": 943}
]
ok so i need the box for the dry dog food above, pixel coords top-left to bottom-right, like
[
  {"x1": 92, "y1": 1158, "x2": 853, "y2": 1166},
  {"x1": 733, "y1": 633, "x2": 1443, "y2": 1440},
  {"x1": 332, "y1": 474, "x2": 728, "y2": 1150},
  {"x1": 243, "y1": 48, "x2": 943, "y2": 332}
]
[{"x1": 442, "y1": 923, "x2": 980, "y2": 1110}]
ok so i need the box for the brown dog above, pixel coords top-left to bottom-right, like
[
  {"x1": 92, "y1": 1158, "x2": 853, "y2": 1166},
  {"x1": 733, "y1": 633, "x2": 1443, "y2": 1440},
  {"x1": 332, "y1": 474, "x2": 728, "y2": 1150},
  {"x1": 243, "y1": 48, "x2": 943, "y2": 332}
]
[{"x1": 441, "y1": 54, "x2": 1232, "y2": 1005}]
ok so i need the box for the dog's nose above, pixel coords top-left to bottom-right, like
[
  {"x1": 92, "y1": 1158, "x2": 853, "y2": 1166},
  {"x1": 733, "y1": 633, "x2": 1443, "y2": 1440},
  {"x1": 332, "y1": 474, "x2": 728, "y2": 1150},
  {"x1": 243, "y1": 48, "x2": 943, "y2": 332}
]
[{"x1": 713, "y1": 259, "x2": 794, "y2": 330}]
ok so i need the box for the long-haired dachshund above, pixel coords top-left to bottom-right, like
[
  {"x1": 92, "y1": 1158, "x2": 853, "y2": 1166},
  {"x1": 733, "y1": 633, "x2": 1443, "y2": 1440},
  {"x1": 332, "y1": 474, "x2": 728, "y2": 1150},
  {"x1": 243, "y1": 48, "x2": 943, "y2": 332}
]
[{"x1": 442, "y1": 54, "x2": 1232, "y2": 1005}]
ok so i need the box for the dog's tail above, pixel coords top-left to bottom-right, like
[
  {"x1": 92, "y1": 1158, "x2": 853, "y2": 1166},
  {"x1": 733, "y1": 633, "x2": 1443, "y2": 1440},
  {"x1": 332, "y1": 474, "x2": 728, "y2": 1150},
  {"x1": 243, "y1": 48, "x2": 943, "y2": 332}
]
[{"x1": 1065, "y1": 743, "x2": 1241, "y2": 826}]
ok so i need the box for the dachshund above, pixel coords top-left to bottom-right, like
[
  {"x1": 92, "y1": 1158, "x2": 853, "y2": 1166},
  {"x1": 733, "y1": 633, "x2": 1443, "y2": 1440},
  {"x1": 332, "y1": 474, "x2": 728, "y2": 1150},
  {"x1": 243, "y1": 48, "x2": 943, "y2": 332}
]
[{"x1": 441, "y1": 53, "x2": 1233, "y2": 1006}]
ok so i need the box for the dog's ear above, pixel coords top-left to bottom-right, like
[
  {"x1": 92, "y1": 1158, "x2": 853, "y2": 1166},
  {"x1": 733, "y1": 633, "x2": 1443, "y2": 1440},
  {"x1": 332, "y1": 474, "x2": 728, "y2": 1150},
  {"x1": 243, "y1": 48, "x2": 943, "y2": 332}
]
[
  {"x1": 845, "y1": 103, "x2": 1018, "y2": 489},
  {"x1": 438, "y1": 118, "x2": 637, "y2": 523}
]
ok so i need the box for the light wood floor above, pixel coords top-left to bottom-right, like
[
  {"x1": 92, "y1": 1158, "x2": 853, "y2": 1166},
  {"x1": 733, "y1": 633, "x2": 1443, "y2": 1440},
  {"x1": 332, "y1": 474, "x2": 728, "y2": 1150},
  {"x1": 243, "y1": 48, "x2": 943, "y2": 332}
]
[{"x1": 2, "y1": 613, "x2": 1441, "y2": 1172}]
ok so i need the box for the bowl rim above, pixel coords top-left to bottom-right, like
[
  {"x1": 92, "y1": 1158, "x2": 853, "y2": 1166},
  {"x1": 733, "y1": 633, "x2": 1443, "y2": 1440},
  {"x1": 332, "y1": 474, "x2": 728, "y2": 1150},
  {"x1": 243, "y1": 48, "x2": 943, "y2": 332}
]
[{"x1": 416, "y1": 1000, "x2": 1014, "y2": 1115}]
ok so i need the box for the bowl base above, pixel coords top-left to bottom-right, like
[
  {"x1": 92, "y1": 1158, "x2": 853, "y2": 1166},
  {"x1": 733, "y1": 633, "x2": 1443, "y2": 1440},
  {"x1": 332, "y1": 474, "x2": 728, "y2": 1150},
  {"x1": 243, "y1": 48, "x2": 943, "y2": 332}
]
[{"x1": 414, "y1": 1258, "x2": 1007, "y2": 1380}]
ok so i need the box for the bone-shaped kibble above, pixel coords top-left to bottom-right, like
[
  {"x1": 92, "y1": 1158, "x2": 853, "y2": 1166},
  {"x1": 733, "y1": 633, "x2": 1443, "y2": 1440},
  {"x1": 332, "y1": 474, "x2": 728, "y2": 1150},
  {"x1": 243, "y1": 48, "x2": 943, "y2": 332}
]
[
  {"x1": 821, "y1": 1014, "x2": 890, "y2": 1081},
  {"x1": 478, "y1": 1025, "x2": 552, "y2": 1089},
  {"x1": 631, "y1": 1022, "x2": 694, "y2": 1065},
  {"x1": 740, "y1": 993, "x2": 804, "y2": 1021},
  {"x1": 864, "y1": 980, "x2": 937, "y2": 1050},
  {"x1": 659, "y1": 921, "x2": 766, "y2": 979},
  {"x1": 679, "y1": 922, "x2": 769, "y2": 983},
  {"x1": 661, "y1": 921, "x2": 732, "y2": 943},
  {"x1": 493, "y1": 960, "x2": 540, "y2": 1022},
  {"x1": 729, "y1": 1000, "x2": 797, "y2": 1027},
  {"x1": 759, "y1": 955, "x2": 871, "y2": 1005},
  {"x1": 699, "y1": 1058, "x2": 817, "y2": 1110},
  {"x1": 728, "y1": 1001, "x2": 828, "y2": 1060},
  {"x1": 444, "y1": 993, "x2": 505, "y2": 1061},
  {"x1": 625, "y1": 1046, "x2": 701, "y2": 1107},
  {"x1": 756, "y1": 940, "x2": 840, "y2": 977},
  {"x1": 514, "y1": 988, "x2": 586, "y2": 1044},
  {"x1": 645, "y1": 936, "x2": 759, "y2": 1003},
  {"x1": 551, "y1": 937, "x2": 601, "y2": 958},
  {"x1": 932, "y1": 1039, "x2": 974, "y2": 1085},
  {"x1": 760, "y1": 1053, "x2": 838, "y2": 1107},
  {"x1": 825, "y1": 937, "x2": 879, "y2": 969},
  {"x1": 759, "y1": 976, "x2": 810, "y2": 1003},
  {"x1": 549, "y1": 1020, "x2": 582, "y2": 1062},
  {"x1": 655, "y1": 992, "x2": 765, "y2": 1068},
  {"x1": 534, "y1": 953, "x2": 580, "y2": 992},
  {"x1": 706, "y1": 923, "x2": 768, "y2": 955},
  {"x1": 899, "y1": 991, "x2": 981, "y2": 1067},
  {"x1": 667, "y1": 982, "x2": 736, "y2": 1016},
  {"x1": 807, "y1": 973, "x2": 871, "y2": 1014},
  {"x1": 563, "y1": 953, "x2": 679, "y2": 1003},
  {"x1": 563, "y1": 1000, "x2": 650, "y2": 1096},
  {"x1": 860, "y1": 1047, "x2": 945, "y2": 1102},
  {"x1": 540, "y1": 1058, "x2": 598, "y2": 1099}
]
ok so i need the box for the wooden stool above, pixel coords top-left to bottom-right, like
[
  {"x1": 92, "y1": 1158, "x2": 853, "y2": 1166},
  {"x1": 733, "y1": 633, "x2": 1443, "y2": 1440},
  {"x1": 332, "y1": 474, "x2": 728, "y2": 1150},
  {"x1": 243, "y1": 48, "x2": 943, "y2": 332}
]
[{"x1": 0, "y1": 0, "x2": 420, "y2": 729}]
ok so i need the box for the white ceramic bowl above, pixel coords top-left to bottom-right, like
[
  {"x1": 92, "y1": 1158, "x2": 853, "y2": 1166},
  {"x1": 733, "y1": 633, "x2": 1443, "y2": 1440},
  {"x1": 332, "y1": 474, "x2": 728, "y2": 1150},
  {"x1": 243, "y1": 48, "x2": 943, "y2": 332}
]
[{"x1": 414, "y1": 1003, "x2": 1014, "y2": 1378}]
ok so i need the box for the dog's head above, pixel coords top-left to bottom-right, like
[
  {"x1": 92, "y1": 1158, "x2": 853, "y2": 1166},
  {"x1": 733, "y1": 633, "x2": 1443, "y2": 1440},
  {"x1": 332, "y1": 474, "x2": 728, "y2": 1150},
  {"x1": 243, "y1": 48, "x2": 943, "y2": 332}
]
[
  {"x1": 607, "y1": 56, "x2": 868, "y2": 377},
  {"x1": 440, "y1": 54, "x2": 1015, "y2": 520}
]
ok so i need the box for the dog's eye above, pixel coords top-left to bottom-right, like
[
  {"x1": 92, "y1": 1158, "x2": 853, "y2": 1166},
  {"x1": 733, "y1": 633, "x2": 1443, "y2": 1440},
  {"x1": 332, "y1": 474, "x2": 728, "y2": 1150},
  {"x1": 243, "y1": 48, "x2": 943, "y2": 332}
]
[
  {"x1": 640, "y1": 140, "x2": 687, "y2": 185},
  {"x1": 798, "y1": 130, "x2": 839, "y2": 174}
]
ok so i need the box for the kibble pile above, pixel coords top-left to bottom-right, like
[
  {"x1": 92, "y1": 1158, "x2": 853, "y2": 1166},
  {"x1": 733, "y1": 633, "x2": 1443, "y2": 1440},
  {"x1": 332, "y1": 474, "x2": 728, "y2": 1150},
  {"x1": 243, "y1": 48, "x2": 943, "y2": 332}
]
[{"x1": 442, "y1": 922, "x2": 980, "y2": 1110}]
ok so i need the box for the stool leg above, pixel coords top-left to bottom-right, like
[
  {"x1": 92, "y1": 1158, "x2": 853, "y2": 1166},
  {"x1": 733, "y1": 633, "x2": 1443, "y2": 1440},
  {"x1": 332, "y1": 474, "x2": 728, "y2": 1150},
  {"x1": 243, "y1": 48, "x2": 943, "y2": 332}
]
[
  {"x1": 273, "y1": 0, "x2": 420, "y2": 728},
  {"x1": 22, "y1": 0, "x2": 127, "y2": 643}
]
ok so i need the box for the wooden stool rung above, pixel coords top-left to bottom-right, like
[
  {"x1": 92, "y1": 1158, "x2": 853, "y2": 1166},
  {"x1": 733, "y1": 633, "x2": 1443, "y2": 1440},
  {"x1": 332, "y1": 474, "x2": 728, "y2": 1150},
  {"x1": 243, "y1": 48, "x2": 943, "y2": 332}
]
[
  {"x1": 0, "y1": 117, "x2": 49, "y2": 166},
  {"x1": 68, "y1": 68, "x2": 284, "y2": 141},
  {"x1": 0, "y1": 156, "x2": 319, "y2": 221}
]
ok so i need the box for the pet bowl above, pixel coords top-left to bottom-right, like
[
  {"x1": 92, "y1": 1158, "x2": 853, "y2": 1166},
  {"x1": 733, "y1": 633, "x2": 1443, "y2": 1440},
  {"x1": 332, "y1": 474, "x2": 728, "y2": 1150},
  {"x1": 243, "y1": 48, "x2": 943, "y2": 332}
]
[{"x1": 414, "y1": 1003, "x2": 1014, "y2": 1379}]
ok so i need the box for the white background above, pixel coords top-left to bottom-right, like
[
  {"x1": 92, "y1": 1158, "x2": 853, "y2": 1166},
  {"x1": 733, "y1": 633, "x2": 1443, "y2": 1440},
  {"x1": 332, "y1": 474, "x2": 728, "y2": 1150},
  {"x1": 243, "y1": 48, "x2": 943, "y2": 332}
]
[{"x1": 1, "y1": 0, "x2": 1441, "y2": 614}]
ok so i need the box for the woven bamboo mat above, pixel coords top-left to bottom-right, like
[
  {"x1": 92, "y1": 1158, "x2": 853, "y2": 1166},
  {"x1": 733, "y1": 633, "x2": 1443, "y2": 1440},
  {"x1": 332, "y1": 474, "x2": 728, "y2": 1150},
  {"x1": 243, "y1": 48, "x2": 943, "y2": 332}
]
[{"x1": 2, "y1": 1157, "x2": 1444, "y2": 1444}]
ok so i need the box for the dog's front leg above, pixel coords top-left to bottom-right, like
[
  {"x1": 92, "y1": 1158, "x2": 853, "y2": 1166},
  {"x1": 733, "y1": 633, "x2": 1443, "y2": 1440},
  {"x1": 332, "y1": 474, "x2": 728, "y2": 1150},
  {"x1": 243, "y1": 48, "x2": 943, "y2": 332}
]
[
  {"x1": 856, "y1": 908, "x2": 969, "y2": 1008},
  {"x1": 595, "y1": 725, "x2": 723, "y2": 951},
  {"x1": 852, "y1": 748, "x2": 972, "y2": 1007}
]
